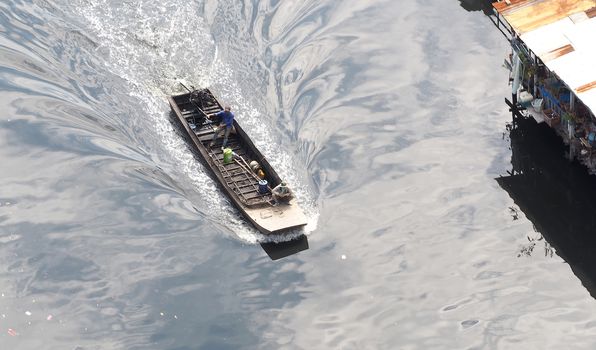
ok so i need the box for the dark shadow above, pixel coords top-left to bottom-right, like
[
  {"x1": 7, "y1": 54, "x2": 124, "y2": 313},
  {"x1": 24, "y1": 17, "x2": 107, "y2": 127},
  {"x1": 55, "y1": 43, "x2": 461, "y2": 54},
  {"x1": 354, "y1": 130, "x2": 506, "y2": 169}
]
[
  {"x1": 497, "y1": 116, "x2": 596, "y2": 298},
  {"x1": 261, "y1": 235, "x2": 309, "y2": 261},
  {"x1": 457, "y1": 0, "x2": 495, "y2": 16}
]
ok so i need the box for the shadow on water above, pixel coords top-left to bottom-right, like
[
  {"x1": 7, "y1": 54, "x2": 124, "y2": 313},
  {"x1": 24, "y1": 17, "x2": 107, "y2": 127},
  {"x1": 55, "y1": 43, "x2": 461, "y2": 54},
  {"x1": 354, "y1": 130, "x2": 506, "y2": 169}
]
[
  {"x1": 497, "y1": 117, "x2": 596, "y2": 298},
  {"x1": 457, "y1": 0, "x2": 495, "y2": 15},
  {"x1": 261, "y1": 235, "x2": 309, "y2": 261}
]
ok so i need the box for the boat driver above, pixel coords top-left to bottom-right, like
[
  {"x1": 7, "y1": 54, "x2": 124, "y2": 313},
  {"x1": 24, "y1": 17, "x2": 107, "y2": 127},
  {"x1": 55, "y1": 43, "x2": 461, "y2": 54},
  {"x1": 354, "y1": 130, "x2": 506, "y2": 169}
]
[{"x1": 272, "y1": 181, "x2": 293, "y2": 205}]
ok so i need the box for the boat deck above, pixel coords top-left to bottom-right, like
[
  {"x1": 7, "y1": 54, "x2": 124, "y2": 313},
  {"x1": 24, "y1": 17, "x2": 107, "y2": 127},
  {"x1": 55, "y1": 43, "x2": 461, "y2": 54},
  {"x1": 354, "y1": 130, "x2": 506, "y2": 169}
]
[
  {"x1": 171, "y1": 90, "x2": 275, "y2": 207},
  {"x1": 169, "y1": 87, "x2": 308, "y2": 234}
]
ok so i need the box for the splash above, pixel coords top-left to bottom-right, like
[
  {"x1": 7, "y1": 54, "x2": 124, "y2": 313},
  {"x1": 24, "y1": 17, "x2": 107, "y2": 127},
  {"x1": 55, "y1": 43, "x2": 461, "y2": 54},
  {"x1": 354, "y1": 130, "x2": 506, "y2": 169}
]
[{"x1": 62, "y1": 0, "x2": 317, "y2": 243}]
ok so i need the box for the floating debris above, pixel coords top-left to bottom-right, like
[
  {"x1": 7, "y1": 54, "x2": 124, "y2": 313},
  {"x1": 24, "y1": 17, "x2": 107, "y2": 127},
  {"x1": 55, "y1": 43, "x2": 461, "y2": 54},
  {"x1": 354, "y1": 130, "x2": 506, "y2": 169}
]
[
  {"x1": 25, "y1": 311, "x2": 31, "y2": 316},
  {"x1": 7, "y1": 328, "x2": 17, "y2": 336},
  {"x1": 341, "y1": 254, "x2": 347, "y2": 260},
  {"x1": 47, "y1": 315, "x2": 53, "y2": 321}
]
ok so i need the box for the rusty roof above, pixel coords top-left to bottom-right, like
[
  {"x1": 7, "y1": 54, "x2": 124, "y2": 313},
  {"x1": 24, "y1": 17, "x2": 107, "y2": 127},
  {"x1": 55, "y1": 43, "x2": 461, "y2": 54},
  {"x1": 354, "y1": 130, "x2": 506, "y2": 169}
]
[
  {"x1": 493, "y1": 0, "x2": 596, "y2": 34},
  {"x1": 494, "y1": 0, "x2": 596, "y2": 114}
]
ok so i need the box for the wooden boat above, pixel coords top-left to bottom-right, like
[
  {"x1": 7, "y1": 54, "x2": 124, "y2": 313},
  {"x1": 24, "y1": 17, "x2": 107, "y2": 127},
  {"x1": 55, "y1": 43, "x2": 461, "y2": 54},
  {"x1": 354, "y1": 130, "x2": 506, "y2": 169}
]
[{"x1": 168, "y1": 87, "x2": 307, "y2": 234}]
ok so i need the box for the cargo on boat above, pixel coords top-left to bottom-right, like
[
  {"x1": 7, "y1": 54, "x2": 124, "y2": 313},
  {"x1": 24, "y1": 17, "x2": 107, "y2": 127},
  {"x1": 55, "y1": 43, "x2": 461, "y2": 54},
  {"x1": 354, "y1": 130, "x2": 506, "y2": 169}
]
[{"x1": 168, "y1": 87, "x2": 307, "y2": 234}]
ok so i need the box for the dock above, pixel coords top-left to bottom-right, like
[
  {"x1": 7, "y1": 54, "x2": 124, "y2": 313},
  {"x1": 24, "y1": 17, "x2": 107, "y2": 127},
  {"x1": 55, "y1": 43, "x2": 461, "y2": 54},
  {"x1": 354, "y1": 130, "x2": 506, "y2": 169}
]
[{"x1": 491, "y1": 0, "x2": 596, "y2": 172}]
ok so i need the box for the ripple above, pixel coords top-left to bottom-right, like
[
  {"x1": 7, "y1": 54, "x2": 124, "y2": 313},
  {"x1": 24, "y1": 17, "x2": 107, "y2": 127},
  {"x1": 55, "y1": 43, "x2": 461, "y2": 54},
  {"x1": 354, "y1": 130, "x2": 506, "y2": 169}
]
[
  {"x1": 461, "y1": 319, "x2": 479, "y2": 329},
  {"x1": 3, "y1": 0, "x2": 596, "y2": 349}
]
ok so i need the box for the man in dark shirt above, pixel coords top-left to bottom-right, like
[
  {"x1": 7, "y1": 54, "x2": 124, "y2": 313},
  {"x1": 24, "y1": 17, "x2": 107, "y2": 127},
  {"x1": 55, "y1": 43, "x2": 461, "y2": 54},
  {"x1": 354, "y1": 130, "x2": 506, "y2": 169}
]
[{"x1": 208, "y1": 106, "x2": 234, "y2": 148}]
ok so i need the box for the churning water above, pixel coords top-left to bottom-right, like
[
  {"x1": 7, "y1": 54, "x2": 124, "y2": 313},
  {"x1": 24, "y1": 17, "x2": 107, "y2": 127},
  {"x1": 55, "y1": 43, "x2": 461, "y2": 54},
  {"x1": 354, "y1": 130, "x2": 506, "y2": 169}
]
[{"x1": 2, "y1": 0, "x2": 596, "y2": 349}]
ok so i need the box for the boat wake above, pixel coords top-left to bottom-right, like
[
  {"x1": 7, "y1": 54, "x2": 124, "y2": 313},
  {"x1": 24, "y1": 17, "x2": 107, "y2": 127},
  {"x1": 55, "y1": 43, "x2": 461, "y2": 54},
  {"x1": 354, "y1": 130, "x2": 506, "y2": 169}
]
[{"x1": 60, "y1": 0, "x2": 318, "y2": 243}]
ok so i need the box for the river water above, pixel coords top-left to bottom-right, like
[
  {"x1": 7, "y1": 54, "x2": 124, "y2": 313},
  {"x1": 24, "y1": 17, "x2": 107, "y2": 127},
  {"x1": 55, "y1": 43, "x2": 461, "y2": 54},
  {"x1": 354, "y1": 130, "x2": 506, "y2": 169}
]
[{"x1": 2, "y1": 0, "x2": 596, "y2": 349}]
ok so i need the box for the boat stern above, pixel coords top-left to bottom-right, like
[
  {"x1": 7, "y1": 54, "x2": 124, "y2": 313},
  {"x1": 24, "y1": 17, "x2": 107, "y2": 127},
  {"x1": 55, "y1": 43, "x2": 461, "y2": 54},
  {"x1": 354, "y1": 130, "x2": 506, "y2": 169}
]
[{"x1": 245, "y1": 201, "x2": 308, "y2": 234}]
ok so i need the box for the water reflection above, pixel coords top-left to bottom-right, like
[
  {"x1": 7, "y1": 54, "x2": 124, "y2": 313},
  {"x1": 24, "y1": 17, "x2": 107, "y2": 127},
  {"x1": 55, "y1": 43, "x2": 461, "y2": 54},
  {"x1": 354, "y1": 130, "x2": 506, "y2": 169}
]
[{"x1": 497, "y1": 117, "x2": 596, "y2": 298}]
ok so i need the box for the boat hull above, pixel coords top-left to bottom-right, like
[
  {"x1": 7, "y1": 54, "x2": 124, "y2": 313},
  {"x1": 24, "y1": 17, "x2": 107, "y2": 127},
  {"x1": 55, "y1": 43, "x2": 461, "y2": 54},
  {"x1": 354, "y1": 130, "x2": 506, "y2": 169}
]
[{"x1": 168, "y1": 89, "x2": 307, "y2": 234}]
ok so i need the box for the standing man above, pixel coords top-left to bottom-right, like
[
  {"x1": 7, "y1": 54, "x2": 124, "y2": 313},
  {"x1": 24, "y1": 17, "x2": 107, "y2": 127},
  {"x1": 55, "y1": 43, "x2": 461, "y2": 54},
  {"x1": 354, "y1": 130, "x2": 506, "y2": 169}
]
[{"x1": 208, "y1": 106, "x2": 234, "y2": 149}]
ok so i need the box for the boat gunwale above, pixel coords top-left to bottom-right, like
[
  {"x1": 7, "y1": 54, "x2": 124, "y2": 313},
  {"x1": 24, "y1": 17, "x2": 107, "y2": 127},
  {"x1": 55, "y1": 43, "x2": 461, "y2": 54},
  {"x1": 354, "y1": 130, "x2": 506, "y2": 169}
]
[{"x1": 168, "y1": 89, "x2": 306, "y2": 234}]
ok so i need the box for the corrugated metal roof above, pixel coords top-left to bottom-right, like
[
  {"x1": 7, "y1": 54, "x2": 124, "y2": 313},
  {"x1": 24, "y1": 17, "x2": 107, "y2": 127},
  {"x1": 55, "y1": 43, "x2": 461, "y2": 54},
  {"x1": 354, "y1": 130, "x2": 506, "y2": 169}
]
[
  {"x1": 494, "y1": 0, "x2": 596, "y2": 34},
  {"x1": 494, "y1": 0, "x2": 596, "y2": 115}
]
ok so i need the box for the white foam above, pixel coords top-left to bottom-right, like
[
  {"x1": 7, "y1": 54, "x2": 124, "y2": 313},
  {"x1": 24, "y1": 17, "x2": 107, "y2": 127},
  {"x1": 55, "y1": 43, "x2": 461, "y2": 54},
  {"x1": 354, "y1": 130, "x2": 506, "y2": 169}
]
[{"x1": 66, "y1": 0, "x2": 318, "y2": 243}]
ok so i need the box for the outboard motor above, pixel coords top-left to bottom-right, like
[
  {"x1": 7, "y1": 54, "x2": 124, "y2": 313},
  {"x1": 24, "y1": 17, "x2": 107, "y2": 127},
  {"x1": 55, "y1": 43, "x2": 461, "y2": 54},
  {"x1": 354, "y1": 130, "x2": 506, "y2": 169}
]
[{"x1": 189, "y1": 89, "x2": 207, "y2": 127}]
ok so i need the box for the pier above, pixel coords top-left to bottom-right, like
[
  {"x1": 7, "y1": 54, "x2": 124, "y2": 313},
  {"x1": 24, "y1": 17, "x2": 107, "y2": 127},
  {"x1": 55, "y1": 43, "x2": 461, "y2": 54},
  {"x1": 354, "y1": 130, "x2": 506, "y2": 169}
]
[{"x1": 492, "y1": 0, "x2": 596, "y2": 172}]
